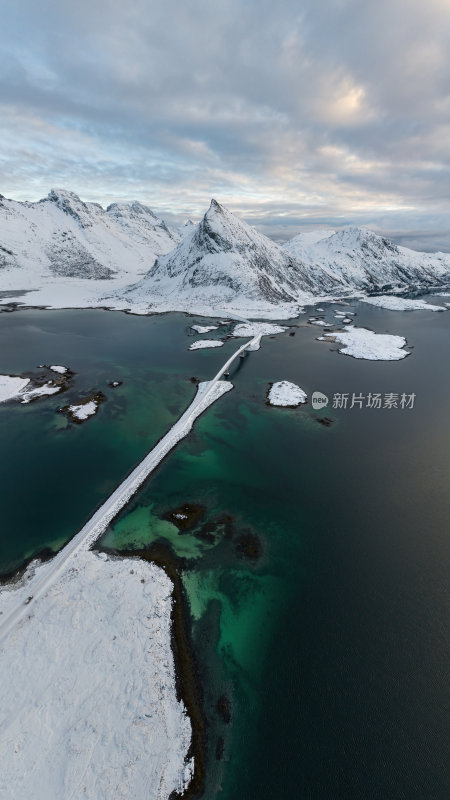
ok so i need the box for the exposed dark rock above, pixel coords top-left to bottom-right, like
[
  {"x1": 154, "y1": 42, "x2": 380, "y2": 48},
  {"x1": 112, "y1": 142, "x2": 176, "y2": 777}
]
[{"x1": 216, "y1": 694, "x2": 232, "y2": 725}]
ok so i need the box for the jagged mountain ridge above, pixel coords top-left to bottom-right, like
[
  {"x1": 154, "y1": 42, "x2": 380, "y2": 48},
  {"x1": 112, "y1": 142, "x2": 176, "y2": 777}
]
[
  {"x1": 283, "y1": 226, "x2": 450, "y2": 293},
  {"x1": 1, "y1": 190, "x2": 449, "y2": 315},
  {"x1": 119, "y1": 200, "x2": 450, "y2": 314},
  {"x1": 0, "y1": 189, "x2": 179, "y2": 282},
  {"x1": 121, "y1": 199, "x2": 341, "y2": 312}
]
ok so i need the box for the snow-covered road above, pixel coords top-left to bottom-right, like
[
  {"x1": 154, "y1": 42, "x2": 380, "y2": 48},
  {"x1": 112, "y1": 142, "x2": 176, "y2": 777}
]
[{"x1": 0, "y1": 333, "x2": 260, "y2": 644}]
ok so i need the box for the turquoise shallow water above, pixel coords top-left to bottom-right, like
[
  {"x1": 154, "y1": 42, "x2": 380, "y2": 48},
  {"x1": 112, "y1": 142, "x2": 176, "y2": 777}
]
[{"x1": 0, "y1": 304, "x2": 449, "y2": 798}]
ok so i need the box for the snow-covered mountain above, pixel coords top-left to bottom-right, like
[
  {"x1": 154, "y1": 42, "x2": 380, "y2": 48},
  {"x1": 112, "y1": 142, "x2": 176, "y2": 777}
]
[
  {"x1": 1, "y1": 190, "x2": 449, "y2": 316},
  {"x1": 283, "y1": 226, "x2": 450, "y2": 293},
  {"x1": 117, "y1": 199, "x2": 341, "y2": 315},
  {"x1": 0, "y1": 189, "x2": 179, "y2": 284}
]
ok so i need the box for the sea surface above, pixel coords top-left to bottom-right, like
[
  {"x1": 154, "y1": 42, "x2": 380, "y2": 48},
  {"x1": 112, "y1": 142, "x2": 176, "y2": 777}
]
[{"x1": 0, "y1": 303, "x2": 449, "y2": 799}]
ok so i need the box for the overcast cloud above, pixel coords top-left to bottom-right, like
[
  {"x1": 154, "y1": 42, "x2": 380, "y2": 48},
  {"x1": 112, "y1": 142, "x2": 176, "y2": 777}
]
[{"x1": 1, "y1": 0, "x2": 450, "y2": 248}]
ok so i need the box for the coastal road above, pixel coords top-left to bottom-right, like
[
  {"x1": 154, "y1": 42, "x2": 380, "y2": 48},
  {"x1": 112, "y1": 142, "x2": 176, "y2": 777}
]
[{"x1": 0, "y1": 329, "x2": 260, "y2": 645}]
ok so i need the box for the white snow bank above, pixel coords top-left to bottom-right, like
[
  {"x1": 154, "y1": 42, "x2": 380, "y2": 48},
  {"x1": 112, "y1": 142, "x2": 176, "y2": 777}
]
[
  {"x1": 0, "y1": 375, "x2": 30, "y2": 402},
  {"x1": 190, "y1": 324, "x2": 218, "y2": 333},
  {"x1": 0, "y1": 551, "x2": 192, "y2": 800},
  {"x1": 231, "y1": 322, "x2": 286, "y2": 339},
  {"x1": 189, "y1": 339, "x2": 224, "y2": 350},
  {"x1": 268, "y1": 381, "x2": 307, "y2": 406},
  {"x1": 361, "y1": 296, "x2": 446, "y2": 312},
  {"x1": 20, "y1": 382, "x2": 63, "y2": 404},
  {"x1": 67, "y1": 399, "x2": 98, "y2": 420},
  {"x1": 49, "y1": 364, "x2": 68, "y2": 374},
  {"x1": 322, "y1": 325, "x2": 409, "y2": 360}
]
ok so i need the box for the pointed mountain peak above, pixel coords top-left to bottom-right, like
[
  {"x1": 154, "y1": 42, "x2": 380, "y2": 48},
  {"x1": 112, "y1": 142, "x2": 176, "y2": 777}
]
[
  {"x1": 45, "y1": 188, "x2": 95, "y2": 228},
  {"x1": 330, "y1": 225, "x2": 399, "y2": 253},
  {"x1": 208, "y1": 198, "x2": 224, "y2": 213},
  {"x1": 202, "y1": 199, "x2": 253, "y2": 242},
  {"x1": 205, "y1": 198, "x2": 235, "y2": 224},
  {"x1": 47, "y1": 188, "x2": 83, "y2": 206}
]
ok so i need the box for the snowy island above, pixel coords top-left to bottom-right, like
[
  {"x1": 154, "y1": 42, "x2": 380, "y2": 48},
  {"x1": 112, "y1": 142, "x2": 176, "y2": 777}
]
[{"x1": 267, "y1": 381, "x2": 308, "y2": 407}]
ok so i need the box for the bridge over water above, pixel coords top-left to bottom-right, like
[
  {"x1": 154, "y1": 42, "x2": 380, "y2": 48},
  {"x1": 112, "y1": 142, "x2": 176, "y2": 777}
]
[{"x1": 0, "y1": 328, "x2": 261, "y2": 643}]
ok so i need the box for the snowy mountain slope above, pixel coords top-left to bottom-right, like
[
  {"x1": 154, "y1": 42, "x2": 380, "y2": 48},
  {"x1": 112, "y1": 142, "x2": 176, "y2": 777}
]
[
  {"x1": 115, "y1": 199, "x2": 342, "y2": 315},
  {"x1": 1, "y1": 191, "x2": 449, "y2": 316},
  {"x1": 0, "y1": 189, "x2": 179, "y2": 285},
  {"x1": 283, "y1": 226, "x2": 450, "y2": 292}
]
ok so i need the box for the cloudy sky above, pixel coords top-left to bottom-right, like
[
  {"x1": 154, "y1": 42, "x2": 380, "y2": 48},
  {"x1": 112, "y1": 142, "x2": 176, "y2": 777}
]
[{"x1": 1, "y1": 0, "x2": 450, "y2": 248}]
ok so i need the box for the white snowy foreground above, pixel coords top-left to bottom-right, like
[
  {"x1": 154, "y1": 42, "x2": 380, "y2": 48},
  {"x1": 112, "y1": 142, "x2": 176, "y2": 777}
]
[
  {"x1": 189, "y1": 339, "x2": 224, "y2": 350},
  {"x1": 322, "y1": 326, "x2": 409, "y2": 360},
  {"x1": 361, "y1": 296, "x2": 447, "y2": 312},
  {"x1": 0, "y1": 551, "x2": 192, "y2": 800},
  {"x1": 268, "y1": 381, "x2": 307, "y2": 406}
]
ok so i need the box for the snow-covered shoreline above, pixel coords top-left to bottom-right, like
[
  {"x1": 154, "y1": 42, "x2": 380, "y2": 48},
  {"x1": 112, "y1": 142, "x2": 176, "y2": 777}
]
[
  {"x1": 189, "y1": 339, "x2": 224, "y2": 350},
  {"x1": 0, "y1": 551, "x2": 193, "y2": 800},
  {"x1": 321, "y1": 325, "x2": 410, "y2": 360},
  {"x1": 0, "y1": 373, "x2": 67, "y2": 404},
  {"x1": 0, "y1": 375, "x2": 30, "y2": 402},
  {"x1": 361, "y1": 296, "x2": 447, "y2": 312}
]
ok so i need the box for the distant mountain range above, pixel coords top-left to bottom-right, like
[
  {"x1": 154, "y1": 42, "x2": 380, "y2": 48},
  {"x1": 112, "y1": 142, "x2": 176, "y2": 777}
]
[
  {"x1": 283, "y1": 226, "x2": 450, "y2": 294},
  {"x1": 0, "y1": 189, "x2": 179, "y2": 282},
  {"x1": 1, "y1": 190, "x2": 449, "y2": 316}
]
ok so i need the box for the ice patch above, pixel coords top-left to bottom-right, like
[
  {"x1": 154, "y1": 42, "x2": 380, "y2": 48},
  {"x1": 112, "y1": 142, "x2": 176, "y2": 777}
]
[
  {"x1": 190, "y1": 324, "x2": 218, "y2": 333},
  {"x1": 49, "y1": 365, "x2": 68, "y2": 374},
  {"x1": 189, "y1": 339, "x2": 224, "y2": 350},
  {"x1": 308, "y1": 318, "x2": 333, "y2": 327}
]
